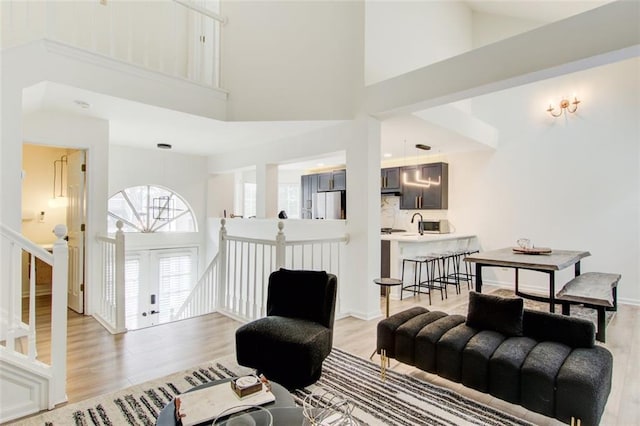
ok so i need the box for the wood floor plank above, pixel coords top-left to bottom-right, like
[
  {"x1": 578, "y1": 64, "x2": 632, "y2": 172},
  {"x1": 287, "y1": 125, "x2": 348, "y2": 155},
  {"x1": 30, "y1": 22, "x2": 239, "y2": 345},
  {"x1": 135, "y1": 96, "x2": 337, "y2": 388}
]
[{"x1": 22, "y1": 283, "x2": 638, "y2": 425}]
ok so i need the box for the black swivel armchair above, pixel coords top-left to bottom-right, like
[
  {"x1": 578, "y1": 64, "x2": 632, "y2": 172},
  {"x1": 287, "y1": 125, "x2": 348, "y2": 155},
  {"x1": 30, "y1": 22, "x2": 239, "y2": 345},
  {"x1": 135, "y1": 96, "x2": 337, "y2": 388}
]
[{"x1": 235, "y1": 268, "x2": 338, "y2": 389}]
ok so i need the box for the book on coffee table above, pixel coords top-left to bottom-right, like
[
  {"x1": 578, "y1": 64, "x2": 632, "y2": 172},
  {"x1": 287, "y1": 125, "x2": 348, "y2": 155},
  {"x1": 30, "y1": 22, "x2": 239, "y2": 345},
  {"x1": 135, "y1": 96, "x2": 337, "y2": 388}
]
[{"x1": 176, "y1": 379, "x2": 275, "y2": 426}]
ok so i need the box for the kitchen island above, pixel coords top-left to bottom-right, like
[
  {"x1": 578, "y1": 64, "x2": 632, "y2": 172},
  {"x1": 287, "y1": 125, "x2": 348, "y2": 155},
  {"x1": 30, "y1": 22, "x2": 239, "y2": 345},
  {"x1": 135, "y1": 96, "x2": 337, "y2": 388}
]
[{"x1": 381, "y1": 232, "x2": 478, "y2": 300}]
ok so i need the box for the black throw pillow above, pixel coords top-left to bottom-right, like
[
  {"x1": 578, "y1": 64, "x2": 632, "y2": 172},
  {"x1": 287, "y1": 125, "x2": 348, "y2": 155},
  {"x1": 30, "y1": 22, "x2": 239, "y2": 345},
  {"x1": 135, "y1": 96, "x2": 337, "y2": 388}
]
[{"x1": 466, "y1": 291, "x2": 524, "y2": 336}]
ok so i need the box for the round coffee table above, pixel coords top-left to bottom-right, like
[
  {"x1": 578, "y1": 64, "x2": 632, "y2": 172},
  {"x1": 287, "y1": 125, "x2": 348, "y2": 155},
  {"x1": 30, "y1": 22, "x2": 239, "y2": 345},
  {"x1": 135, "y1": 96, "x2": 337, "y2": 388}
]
[{"x1": 155, "y1": 378, "x2": 295, "y2": 425}]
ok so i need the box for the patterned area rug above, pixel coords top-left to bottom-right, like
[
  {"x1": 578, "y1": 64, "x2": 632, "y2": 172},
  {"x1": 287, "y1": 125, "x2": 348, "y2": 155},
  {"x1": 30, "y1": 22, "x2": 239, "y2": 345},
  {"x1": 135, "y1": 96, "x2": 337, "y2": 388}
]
[{"x1": 14, "y1": 348, "x2": 532, "y2": 426}]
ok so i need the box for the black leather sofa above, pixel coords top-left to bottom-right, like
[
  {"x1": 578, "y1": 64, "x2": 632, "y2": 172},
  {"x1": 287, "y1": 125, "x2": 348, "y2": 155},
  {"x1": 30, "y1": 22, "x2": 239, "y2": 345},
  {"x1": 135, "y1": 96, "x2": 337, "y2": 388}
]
[{"x1": 377, "y1": 292, "x2": 613, "y2": 426}]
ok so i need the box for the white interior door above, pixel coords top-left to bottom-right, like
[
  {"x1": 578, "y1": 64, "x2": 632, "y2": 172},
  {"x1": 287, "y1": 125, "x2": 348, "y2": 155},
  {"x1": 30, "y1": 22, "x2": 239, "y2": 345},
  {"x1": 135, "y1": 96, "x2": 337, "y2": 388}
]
[{"x1": 66, "y1": 150, "x2": 86, "y2": 314}]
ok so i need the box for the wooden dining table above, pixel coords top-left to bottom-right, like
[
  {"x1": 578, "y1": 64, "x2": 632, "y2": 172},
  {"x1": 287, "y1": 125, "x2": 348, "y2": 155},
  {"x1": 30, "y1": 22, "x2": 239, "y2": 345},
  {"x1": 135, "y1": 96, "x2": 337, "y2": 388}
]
[{"x1": 464, "y1": 248, "x2": 591, "y2": 313}]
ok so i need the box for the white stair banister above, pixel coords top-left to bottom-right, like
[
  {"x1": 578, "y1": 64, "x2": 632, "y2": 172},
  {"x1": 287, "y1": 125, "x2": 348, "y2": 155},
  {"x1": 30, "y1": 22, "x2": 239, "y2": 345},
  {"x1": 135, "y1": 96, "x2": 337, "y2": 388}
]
[
  {"x1": 50, "y1": 224, "x2": 69, "y2": 407},
  {"x1": 114, "y1": 222, "x2": 126, "y2": 333},
  {"x1": 218, "y1": 218, "x2": 228, "y2": 310},
  {"x1": 275, "y1": 221, "x2": 285, "y2": 269}
]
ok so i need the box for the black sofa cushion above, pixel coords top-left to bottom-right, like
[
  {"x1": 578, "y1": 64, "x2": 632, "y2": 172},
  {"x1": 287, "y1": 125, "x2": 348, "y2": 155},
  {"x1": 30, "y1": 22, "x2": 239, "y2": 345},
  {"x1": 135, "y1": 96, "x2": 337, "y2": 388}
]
[
  {"x1": 521, "y1": 341, "x2": 572, "y2": 417},
  {"x1": 461, "y1": 330, "x2": 506, "y2": 392},
  {"x1": 556, "y1": 346, "x2": 613, "y2": 426},
  {"x1": 436, "y1": 323, "x2": 478, "y2": 382},
  {"x1": 466, "y1": 291, "x2": 524, "y2": 336},
  {"x1": 523, "y1": 309, "x2": 595, "y2": 348},
  {"x1": 377, "y1": 306, "x2": 429, "y2": 358},
  {"x1": 395, "y1": 311, "x2": 448, "y2": 365},
  {"x1": 414, "y1": 314, "x2": 465, "y2": 373},
  {"x1": 488, "y1": 336, "x2": 537, "y2": 404}
]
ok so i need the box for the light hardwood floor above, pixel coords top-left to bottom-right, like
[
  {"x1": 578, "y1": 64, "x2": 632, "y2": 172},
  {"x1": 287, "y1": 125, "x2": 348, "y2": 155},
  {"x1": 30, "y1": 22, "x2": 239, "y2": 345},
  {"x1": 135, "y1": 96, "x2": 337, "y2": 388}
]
[{"x1": 23, "y1": 284, "x2": 639, "y2": 425}]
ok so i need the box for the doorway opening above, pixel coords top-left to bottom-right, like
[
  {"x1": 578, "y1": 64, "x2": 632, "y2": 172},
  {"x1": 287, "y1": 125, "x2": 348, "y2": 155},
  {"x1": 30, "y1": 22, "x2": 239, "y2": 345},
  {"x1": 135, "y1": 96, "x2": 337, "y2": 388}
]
[{"x1": 21, "y1": 144, "x2": 87, "y2": 315}]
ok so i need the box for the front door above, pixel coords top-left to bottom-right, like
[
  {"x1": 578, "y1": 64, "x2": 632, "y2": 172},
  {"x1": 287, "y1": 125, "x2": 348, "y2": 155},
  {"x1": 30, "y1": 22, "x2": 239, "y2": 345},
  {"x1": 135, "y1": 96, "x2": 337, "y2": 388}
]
[
  {"x1": 125, "y1": 248, "x2": 197, "y2": 330},
  {"x1": 67, "y1": 150, "x2": 86, "y2": 313}
]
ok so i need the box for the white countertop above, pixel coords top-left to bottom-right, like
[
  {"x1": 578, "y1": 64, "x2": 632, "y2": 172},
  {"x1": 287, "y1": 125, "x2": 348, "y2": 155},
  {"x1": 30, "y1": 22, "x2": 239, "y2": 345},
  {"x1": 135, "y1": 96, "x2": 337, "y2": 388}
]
[{"x1": 381, "y1": 232, "x2": 476, "y2": 242}]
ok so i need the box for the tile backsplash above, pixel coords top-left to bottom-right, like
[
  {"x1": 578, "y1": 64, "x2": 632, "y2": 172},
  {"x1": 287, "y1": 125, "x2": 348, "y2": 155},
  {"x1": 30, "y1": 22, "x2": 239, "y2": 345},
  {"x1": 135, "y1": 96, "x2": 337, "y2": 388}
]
[{"x1": 381, "y1": 196, "x2": 448, "y2": 232}]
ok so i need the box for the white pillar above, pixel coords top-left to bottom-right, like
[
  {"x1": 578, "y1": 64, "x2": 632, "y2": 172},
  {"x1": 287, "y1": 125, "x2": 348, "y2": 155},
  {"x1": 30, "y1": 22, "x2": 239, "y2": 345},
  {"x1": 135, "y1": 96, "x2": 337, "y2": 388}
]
[
  {"x1": 256, "y1": 163, "x2": 278, "y2": 218},
  {"x1": 343, "y1": 114, "x2": 382, "y2": 319}
]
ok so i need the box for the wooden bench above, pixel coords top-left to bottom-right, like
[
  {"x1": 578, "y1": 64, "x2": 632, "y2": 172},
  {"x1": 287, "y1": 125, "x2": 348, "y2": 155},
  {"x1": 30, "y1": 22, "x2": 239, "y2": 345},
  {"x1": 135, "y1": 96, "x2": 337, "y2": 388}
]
[{"x1": 556, "y1": 272, "x2": 620, "y2": 343}]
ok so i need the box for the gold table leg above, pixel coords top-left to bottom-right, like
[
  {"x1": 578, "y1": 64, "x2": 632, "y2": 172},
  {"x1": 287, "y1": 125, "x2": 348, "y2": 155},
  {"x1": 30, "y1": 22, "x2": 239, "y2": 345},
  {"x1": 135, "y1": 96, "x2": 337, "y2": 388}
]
[
  {"x1": 380, "y1": 349, "x2": 387, "y2": 381},
  {"x1": 385, "y1": 286, "x2": 390, "y2": 318}
]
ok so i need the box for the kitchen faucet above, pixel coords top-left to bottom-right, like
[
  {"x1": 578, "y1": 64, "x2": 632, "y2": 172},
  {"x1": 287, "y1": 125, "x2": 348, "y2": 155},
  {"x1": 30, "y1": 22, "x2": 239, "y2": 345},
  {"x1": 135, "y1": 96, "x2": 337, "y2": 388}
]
[{"x1": 411, "y1": 212, "x2": 424, "y2": 235}]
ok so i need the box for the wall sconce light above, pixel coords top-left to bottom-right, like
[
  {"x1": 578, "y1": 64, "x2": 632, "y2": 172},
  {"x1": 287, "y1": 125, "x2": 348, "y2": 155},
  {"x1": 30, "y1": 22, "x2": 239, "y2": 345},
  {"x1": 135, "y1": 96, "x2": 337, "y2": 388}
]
[
  {"x1": 547, "y1": 96, "x2": 580, "y2": 117},
  {"x1": 48, "y1": 155, "x2": 68, "y2": 208}
]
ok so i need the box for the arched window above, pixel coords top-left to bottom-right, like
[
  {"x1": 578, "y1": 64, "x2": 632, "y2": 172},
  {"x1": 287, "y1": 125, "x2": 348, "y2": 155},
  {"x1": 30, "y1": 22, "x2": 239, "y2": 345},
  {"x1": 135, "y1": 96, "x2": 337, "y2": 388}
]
[{"x1": 108, "y1": 185, "x2": 197, "y2": 233}]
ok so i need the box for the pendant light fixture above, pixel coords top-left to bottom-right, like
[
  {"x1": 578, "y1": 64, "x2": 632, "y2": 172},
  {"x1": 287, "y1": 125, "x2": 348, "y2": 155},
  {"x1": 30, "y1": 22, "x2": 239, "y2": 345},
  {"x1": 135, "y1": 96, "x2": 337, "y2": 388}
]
[
  {"x1": 48, "y1": 155, "x2": 69, "y2": 208},
  {"x1": 401, "y1": 143, "x2": 441, "y2": 188}
]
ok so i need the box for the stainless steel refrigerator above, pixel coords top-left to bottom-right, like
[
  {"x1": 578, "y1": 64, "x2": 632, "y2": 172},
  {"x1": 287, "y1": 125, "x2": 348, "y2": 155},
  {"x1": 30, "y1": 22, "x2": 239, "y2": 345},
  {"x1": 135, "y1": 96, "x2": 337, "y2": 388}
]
[{"x1": 312, "y1": 191, "x2": 343, "y2": 219}]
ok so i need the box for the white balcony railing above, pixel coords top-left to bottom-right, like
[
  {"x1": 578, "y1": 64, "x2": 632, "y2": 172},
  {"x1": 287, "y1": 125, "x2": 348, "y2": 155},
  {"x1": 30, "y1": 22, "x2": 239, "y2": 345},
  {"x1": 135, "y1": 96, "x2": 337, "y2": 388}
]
[
  {"x1": 0, "y1": 0, "x2": 222, "y2": 87},
  {"x1": 173, "y1": 219, "x2": 349, "y2": 323}
]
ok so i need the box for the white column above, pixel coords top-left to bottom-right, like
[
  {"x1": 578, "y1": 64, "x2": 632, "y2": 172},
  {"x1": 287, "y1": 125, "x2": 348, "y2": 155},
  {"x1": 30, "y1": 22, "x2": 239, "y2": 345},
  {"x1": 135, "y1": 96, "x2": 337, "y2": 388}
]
[
  {"x1": 256, "y1": 163, "x2": 278, "y2": 218},
  {"x1": 343, "y1": 114, "x2": 383, "y2": 319}
]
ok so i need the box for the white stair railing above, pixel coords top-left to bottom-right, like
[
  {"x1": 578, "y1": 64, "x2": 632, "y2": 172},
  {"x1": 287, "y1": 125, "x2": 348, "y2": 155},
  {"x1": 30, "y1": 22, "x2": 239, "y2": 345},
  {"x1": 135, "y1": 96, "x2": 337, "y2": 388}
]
[
  {"x1": 94, "y1": 221, "x2": 126, "y2": 334},
  {"x1": 173, "y1": 219, "x2": 348, "y2": 324},
  {"x1": 0, "y1": 223, "x2": 68, "y2": 422},
  {"x1": 171, "y1": 252, "x2": 219, "y2": 321}
]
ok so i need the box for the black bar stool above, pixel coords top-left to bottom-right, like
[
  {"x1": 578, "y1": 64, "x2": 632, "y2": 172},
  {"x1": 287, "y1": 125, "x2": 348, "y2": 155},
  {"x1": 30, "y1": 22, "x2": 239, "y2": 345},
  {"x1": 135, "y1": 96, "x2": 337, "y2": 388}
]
[{"x1": 401, "y1": 255, "x2": 446, "y2": 304}]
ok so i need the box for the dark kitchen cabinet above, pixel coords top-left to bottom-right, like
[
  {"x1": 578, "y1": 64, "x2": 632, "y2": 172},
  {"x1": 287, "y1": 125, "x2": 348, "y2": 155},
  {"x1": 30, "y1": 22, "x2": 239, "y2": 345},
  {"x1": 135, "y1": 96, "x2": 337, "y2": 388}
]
[
  {"x1": 332, "y1": 170, "x2": 346, "y2": 191},
  {"x1": 317, "y1": 170, "x2": 345, "y2": 192},
  {"x1": 400, "y1": 162, "x2": 448, "y2": 210},
  {"x1": 381, "y1": 167, "x2": 401, "y2": 193},
  {"x1": 300, "y1": 174, "x2": 317, "y2": 219}
]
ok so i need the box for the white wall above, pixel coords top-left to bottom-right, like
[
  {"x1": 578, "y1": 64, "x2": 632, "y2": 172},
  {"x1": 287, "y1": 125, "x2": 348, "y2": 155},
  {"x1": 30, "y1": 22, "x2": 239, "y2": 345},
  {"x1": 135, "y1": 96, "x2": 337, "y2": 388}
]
[
  {"x1": 207, "y1": 173, "x2": 236, "y2": 219},
  {"x1": 471, "y1": 11, "x2": 543, "y2": 49},
  {"x1": 220, "y1": 0, "x2": 364, "y2": 120},
  {"x1": 365, "y1": 0, "x2": 472, "y2": 85},
  {"x1": 443, "y1": 58, "x2": 639, "y2": 303}
]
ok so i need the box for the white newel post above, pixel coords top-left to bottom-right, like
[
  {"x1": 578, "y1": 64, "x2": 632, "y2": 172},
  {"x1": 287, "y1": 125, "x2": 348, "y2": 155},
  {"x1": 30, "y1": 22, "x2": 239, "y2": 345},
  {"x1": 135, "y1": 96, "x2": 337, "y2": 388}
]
[
  {"x1": 218, "y1": 219, "x2": 227, "y2": 310},
  {"x1": 114, "y1": 221, "x2": 126, "y2": 334},
  {"x1": 50, "y1": 224, "x2": 69, "y2": 407},
  {"x1": 275, "y1": 221, "x2": 285, "y2": 269}
]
